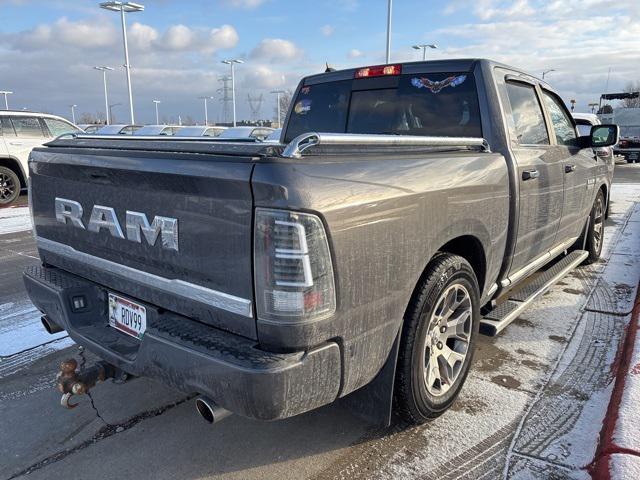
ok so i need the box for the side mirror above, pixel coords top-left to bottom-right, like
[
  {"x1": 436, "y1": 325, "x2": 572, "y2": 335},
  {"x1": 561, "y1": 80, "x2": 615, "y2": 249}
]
[{"x1": 591, "y1": 124, "x2": 619, "y2": 148}]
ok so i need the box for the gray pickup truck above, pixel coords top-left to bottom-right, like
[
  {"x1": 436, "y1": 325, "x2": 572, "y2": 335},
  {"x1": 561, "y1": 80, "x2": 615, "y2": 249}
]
[{"x1": 24, "y1": 59, "x2": 618, "y2": 426}]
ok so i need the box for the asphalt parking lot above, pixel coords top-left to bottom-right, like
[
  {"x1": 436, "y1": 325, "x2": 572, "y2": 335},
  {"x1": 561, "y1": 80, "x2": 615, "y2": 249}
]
[{"x1": 1, "y1": 164, "x2": 639, "y2": 480}]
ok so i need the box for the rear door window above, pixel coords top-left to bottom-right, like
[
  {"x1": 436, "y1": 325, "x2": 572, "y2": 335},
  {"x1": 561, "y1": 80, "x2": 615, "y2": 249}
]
[
  {"x1": 285, "y1": 74, "x2": 481, "y2": 142},
  {"x1": 11, "y1": 116, "x2": 45, "y2": 138},
  {"x1": 505, "y1": 82, "x2": 549, "y2": 145},
  {"x1": 541, "y1": 90, "x2": 577, "y2": 146}
]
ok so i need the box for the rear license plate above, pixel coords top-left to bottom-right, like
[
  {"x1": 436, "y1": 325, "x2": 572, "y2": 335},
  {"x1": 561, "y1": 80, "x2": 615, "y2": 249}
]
[{"x1": 108, "y1": 293, "x2": 147, "y2": 340}]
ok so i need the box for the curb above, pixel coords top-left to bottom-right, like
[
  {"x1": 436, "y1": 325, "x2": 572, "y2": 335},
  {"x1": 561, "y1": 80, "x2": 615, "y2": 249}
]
[{"x1": 591, "y1": 284, "x2": 640, "y2": 479}]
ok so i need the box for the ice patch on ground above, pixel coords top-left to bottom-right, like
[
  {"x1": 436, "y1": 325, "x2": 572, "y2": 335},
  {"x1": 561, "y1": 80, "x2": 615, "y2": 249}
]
[
  {"x1": 0, "y1": 206, "x2": 31, "y2": 234},
  {"x1": 0, "y1": 299, "x2": 69, "y2": 357}
]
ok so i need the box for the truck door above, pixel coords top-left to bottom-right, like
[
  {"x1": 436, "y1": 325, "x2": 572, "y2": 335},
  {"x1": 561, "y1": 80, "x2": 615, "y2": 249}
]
[
  {"x1": 540, "y1": 89, "x2": 596, "y2": 244},
  {"x1": 503, "y1": 80, "x2": 564, "y2": 274}
]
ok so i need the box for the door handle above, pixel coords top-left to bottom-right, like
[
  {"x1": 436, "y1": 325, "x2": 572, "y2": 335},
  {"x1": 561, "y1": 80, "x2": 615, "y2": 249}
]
[
  {"x1": 9, "y1": 142, "x2": 24, "y2": 146},
  {"x1": 522, "y1": 169, "x2": 539, "y2": 181},
  {"x1": 565, "y1": 164, "x2": 576, "y2": 173}
]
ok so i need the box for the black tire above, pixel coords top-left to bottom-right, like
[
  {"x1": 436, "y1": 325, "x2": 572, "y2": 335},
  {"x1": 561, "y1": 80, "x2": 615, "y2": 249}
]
[
  {"x1": 0, "y1": 166, "x2": 21, "y2": 206},
  {"x1": 394, "y1": 253, "x2": 480, "y2": 425},
  {"x1": 582, "y1": 189, "x2": 606, "y2": 264}
]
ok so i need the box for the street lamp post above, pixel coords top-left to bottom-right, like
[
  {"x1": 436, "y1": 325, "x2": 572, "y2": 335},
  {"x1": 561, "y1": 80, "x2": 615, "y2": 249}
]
[
  {"x1": 0, "y1": 91, "x2": 13, "y2": 110},
  {"x1": 221, "y1": 59, "x2": 243, "y2": 127},
  {"x1": 69, "y1": 104, "x2": 77, "y2": 124},
  {"x1": 198, "y1": 96, "x2": 214, "y2": 125},
  {"x1": 109, "y1": 103, "x2": 122, "y2": 124},
  {"x1": 542, "y1": 69, "x2": 555, "y2": 80},
  {"x1": 412, "y1": 44, "x2": 437, "y2": 60},
  {"x1": 153, "y1": 100, "x2": 161, "y2": 124},
  {"x1": 100, "y1": 2, "x2": 144, "y2": 125},
  {"x1": 386, "y1": 0, "x2": 392, "y2": 63},
  {"x1": 270, "y1": 90, "x2": 286, "y2": 128},
  {"x1": 94, "y1": 66, "x2": 114, "y2": 125}
]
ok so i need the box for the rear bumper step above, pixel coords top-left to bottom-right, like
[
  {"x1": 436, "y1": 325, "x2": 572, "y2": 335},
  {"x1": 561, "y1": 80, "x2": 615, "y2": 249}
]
[
  {"x1": 480, "y1": 250, "x2": 588, "y2": 336},
  {"x1": 22, "y1": 264, "x2": 342, "y2": 420}
]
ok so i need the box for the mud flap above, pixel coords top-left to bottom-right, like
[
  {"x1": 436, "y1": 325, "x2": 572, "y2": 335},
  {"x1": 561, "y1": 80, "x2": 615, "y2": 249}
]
[{"x1": 342, "y1": 329, "x2": 401, "y2": 427}]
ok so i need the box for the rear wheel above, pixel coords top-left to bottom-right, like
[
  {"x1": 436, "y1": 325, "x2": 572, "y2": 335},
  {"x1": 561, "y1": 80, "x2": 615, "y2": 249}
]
[
  {"x1": 0, "y1": 167, "x2": 20, "y2": 206},
  {"x1": 394, "y1": 253, "x2": 480, "y2": 424},
  {"x1": 582, "y1": 190, "x2": 605, "y2": 264}
]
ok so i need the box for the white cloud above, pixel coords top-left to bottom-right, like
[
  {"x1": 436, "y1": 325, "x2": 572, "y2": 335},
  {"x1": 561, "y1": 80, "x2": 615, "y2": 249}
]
[
  {"x1": 250, "y1": 38, "x2": 302, "y2": 62},
  {"x1": 241, "y1": 65, "x2": 286, "y2": 89},
  {"x1": 219, "y1": 0, "x2": 267, "y2": 9},
  {"x1": 129, "y1": 22, "x2": 159, "y2": 51},
  {"x1": 206, "y1": 24, "x2": 239, "y2": 52},
  {"x1": 348, "y1": 49, "x2": 363, "y2": 58},
  {"x1": 10, "y1": 17, "x2": 117, "y2": 50},
  {"x1": 162, "y1": 24, "x2": 193, "y2": 50},
  {"x1": 320, "y1": 24, "x2": 334, "y2": 36}
]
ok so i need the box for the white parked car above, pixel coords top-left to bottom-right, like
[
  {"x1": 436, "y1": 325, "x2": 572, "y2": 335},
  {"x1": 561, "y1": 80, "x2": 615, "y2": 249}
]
[
  {"x1": 216, "y1": 126, "x2": 275, "y2": 141},
  {"x1": 0, "y1": 111, "x2": 82, "y2": 205},
  {"x1": 174, "y1": 126, "x2": 227, "y2": 137},
  {"x1": 95, "y1": 124, "x2": 142, "y2": 135},
  {"x1": 573, "y1": 112, "x2": 615, "y2": 165},
  {"x1": 133, "y1": 125, "x2": 183, "y2": 136}
]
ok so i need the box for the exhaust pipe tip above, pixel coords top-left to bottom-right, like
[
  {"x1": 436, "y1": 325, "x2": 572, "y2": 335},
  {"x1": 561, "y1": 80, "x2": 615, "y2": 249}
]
[
  {"x1": 195, "y1": 397, "x2": 232, "y2": 424},
  {"x1": 42, "y1": 316, "x2": 64, "y2": 335}
]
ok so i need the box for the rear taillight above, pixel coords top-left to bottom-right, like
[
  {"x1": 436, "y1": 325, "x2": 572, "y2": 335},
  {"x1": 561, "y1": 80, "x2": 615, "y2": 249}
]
[
  {"x1": 355, "y1": 64, "x2": 402, "y2": 79},
  {"x1": 254, "y1": 208, "x2": 336, "y2": 323},
  {"x1": 619, "y1": 140, "x2": 629, "y2": 148}
]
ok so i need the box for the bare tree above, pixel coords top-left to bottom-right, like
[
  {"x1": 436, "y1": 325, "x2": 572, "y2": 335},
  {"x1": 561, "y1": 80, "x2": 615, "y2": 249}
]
[
  {"x1": 79, "y1": 112, "x2": 98, "y2": 124},
  {"x1": 274, "y1": 89, "x2": 293, "y2": 126},
  {"x1": 622, "y1": 82, "x2": 640, "y2": 108}
]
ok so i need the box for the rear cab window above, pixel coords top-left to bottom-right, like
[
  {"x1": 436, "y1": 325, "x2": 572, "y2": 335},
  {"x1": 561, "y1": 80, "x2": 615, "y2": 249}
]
[{"x1": 284, "y1": 71, "x2": 482, "y2": 143}]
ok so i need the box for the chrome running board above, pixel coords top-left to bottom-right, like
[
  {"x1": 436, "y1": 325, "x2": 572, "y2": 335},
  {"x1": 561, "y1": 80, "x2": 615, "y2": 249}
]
[{"x1": 480, "y1": 250, "x2": 588, "y2": 336}]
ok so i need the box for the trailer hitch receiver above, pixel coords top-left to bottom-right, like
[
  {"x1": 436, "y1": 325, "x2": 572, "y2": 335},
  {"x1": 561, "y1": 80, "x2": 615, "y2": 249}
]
[{"x1": 56, "y1": 358, "x2": 120, "y2": 409}]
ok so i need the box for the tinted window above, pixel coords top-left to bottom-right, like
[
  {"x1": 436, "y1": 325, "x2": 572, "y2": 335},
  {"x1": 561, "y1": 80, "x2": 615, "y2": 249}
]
[
  {"x1": 285, "y1": 73, "x2": 482, "y2": 142},
  {"x1": 541, "y1": 91, "x2": 577, "y2": 146},
  {"x1": 505, "y1": 82, "x2": 549, "y2": 145},
  {"x1": 43, "y1": 118, "x2": 80, "y2": 137},
  {"x1": 1, "y1": 117, "x2": 16, "y2": 136},
  {"x1": 11, "y1": 116, "x2": 44, "y2": 137}
]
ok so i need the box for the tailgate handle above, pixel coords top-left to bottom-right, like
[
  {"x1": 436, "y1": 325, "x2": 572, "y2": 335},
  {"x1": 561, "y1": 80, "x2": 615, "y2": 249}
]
[
  {"x1": 522, "y1": 169, "x2": 539, "y2": 181},
  {"x1": 565, "y1": 164, "x2": 576, "y2": 173}
]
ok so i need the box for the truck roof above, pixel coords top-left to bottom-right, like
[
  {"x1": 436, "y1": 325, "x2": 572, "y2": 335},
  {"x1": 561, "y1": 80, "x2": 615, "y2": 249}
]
[{"x1": 301, "y1": 58, "x2": 546, "y2": 86}]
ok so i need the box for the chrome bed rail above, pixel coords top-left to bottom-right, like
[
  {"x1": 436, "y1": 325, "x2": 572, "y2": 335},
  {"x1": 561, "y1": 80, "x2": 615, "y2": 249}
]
[{"x1": 281, "y1": 132, "x2": 490, "y2": 158}]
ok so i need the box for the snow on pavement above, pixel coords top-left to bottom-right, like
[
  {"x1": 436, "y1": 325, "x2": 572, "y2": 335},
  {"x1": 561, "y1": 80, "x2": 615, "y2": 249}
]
[{"x1": 0, "y1": 206, "x2": 31, "y2": 234}]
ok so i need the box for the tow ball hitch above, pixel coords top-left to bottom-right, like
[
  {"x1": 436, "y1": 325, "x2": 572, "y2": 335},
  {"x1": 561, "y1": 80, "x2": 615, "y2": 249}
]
[{"x1": 56, "y1": 358, "x2": 123, "y2": 409}]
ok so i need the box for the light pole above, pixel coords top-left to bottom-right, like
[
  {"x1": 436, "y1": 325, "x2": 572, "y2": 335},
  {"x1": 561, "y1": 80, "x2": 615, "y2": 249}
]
[
  {"x1": 94, "y1": 66, "x2": 114, "y2": 124},
  {"x1": 270, "y1": 90, "x2": 286, "y2": 128},
  {"x1": 412, "y1": 44, "x2": 437, "y2": 61},
  {"x1": 109, "y1": 103, "x2": 121, "y2": 124},
  {"x1": 542, "y1": 69, "x2": 555, "y2": 80},
  {"x1": 69, "y1": 104, "x2": 77, "y2": 124},
  {"x1": 153, "y1": 100, "x2": 161, "y2": 124},
  {"x1": 198, "y1": 96, "x2": 214, "y2": 125},
  {"x1": 221, "y1": 59, "x2": 243, "y2": 127},
  {"x1": 100, "y1": 2, "x2": 144, "y2": 125},
  {"x1": 0, "y1": 91, "x2": 12, "y2": 110},
  {"x1": 385, "y1": 0, "x2": 392, "y2": 63}
]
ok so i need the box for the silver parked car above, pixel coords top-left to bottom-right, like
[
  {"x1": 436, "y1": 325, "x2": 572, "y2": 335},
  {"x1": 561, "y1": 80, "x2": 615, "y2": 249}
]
[
  {"x1": 95, "y1": 124, "x2": 142, "y2": 135},
  {"x1": 133, "y1": 125, "x2": 183, "y2": 136},
  {"x1": 174, "y1": 126, "x2": 227, "y2": 137},
  {"x1": 216, "y1": 126, "x2": 275, "y2": 141}
]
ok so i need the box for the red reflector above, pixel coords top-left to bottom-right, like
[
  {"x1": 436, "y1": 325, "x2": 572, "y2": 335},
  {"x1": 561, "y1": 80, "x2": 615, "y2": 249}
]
[{"x1": 355, "y1": 64, "x2": 402, "y2": 78}]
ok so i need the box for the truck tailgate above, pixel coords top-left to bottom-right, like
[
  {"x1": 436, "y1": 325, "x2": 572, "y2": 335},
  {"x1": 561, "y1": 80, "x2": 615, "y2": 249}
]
[{"x1": 29, "y1": 146, "x2": 257, "y2": 339}]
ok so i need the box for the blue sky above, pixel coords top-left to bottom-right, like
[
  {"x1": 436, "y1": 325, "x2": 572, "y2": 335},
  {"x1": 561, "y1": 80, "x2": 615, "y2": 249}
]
[{"x1": 0, "y1": 0, "x2": 638, "y2": 124}]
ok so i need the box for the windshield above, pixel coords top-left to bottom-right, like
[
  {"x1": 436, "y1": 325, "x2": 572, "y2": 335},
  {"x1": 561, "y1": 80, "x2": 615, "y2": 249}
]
[
  {"x1": 620, "y1": 126, "x2": 640, "y2": 137},
  {"x1": 175, "y1": 127, "x2": 206, "y2": 136},
  {"x1": 134, "y1": 126, "x2": 171, "y2": 135},
  {"x1": 284, "y1": 72, "x2": 482, "y2": 142}
]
